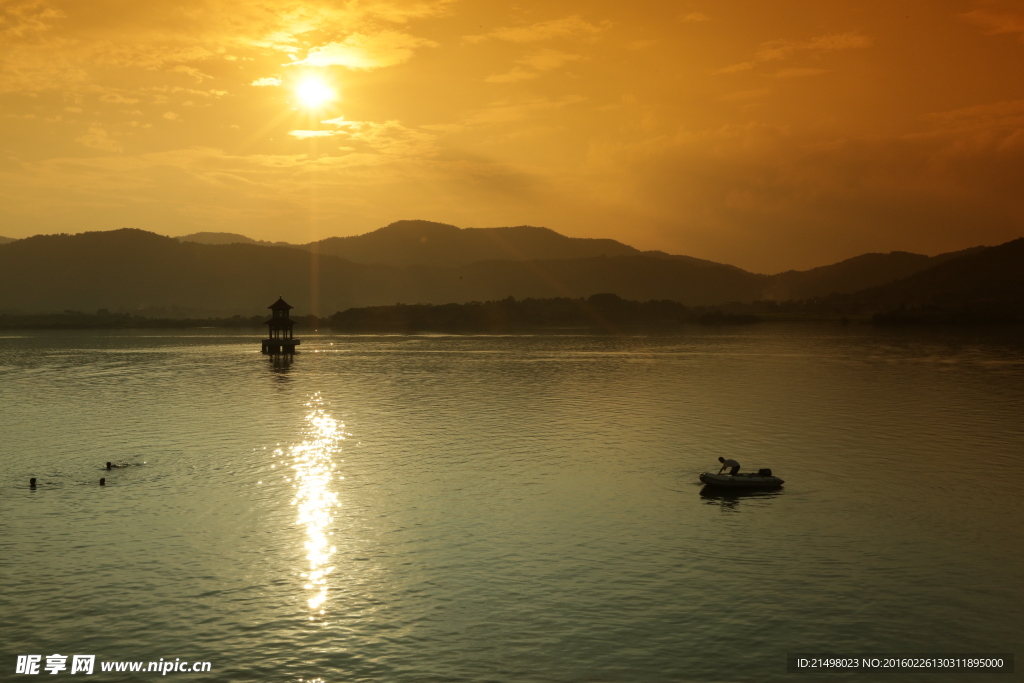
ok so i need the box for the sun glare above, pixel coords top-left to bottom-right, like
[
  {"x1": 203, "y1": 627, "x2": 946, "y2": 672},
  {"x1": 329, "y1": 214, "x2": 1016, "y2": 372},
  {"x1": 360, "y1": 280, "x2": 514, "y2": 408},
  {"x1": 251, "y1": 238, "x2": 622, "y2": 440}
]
[{"x1": 295, "y1": 77, "x2": 336, "y2": 108}]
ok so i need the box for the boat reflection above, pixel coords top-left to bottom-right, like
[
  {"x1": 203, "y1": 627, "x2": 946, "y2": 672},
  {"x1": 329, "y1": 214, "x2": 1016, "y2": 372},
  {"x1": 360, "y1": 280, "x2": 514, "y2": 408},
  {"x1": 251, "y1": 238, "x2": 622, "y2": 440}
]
[
  {"x1": 278, "y1": 394, "x2": 344, "y2": 621},
  {"x1": 699, "y1": 485, "x2": 784, "y2": 510}
]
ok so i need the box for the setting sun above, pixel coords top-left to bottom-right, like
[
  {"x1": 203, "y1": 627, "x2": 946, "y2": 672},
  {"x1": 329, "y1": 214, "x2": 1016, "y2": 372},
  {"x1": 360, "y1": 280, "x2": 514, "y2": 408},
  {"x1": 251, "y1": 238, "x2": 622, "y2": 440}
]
[{"x1": 295, "y1": 77, "x2": 336, "y2": 108}]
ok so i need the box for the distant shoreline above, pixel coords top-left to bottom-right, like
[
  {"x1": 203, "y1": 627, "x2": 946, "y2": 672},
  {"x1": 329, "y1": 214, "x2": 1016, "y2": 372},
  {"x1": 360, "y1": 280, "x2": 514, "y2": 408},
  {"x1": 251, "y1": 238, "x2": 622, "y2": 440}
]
[{"x1": 3, "y1": 295, "x2": 1022, "y2": 331}]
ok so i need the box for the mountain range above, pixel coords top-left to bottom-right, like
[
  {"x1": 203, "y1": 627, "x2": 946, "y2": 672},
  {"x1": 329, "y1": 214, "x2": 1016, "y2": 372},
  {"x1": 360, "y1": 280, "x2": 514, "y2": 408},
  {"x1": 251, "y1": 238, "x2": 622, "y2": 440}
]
[
  {"x1": 0, "y1": 220, "x2": 1018, "y2": 317},
  {"x1": 177, "y1": 220, "x2": 709, "y2": 268}
]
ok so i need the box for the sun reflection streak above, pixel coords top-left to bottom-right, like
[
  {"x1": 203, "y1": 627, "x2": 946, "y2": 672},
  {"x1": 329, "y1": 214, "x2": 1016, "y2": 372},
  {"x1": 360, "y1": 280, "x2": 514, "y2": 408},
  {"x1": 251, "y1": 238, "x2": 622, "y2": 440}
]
[{"x1": 281, "y1": 393, "x2": 344, "y2": 621}]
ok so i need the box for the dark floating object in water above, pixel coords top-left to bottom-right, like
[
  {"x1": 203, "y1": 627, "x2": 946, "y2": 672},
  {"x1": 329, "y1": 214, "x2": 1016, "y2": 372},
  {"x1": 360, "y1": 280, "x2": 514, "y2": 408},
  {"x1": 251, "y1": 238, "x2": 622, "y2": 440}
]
[
  {"x1": 106, "y1": 461, "x2": 112, "y2": 470},
  {"x1": 30, "y1": 477, "x2": 37, "y2": 488},
  {"x1": 100, "y1": 478, "x2": 106, "y2": 486},
  {"x1": 699, "y1": 470, "x2": 785, "y2": 489}
]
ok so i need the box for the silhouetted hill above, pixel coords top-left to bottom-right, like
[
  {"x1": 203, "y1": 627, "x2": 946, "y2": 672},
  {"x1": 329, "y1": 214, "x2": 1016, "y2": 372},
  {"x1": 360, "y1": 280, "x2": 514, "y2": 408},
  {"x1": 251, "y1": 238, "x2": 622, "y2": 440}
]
[
  {"x1": 306, "y1": 220, "x2": 643, "y2": 266},
  {"x1": 178, "y1": 221, "x2": 985, "y2": 299},
  {"x1": 177, "y1": 232, "x2": 295, "y2": 248},
  {"x1": 2, "y1": 227, "x2": 1018, "y2": 319},
  {"x1": 643, "y1": 250, "x2": 752, "y2": 273},
  {"x1": 762, "y1": 248, "x2": 984, "y2": 300},
  {"x1": 441, "y1": 255, "x2": 765, "y2": 304},
  {"x1": 0, "y1": 228, "x2": 768, "y2": 315},
  {"x1": 860, "y1": 238, "x2": 1024, "y2": 309},
  {"x1": 0, "y1": 236, "x2": 16, "y2": 245}
]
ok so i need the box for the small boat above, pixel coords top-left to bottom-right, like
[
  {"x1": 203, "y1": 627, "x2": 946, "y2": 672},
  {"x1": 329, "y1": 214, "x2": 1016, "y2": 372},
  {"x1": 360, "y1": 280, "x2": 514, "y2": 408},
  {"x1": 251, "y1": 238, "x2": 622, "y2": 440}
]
[{"x1": 699, "y1": 469, "x2": 784, "y2": 489}]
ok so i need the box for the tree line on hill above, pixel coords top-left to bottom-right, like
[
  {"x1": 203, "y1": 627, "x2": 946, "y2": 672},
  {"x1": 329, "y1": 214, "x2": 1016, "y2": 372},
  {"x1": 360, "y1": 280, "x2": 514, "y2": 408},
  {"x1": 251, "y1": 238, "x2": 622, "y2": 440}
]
[
  {"x1": 0, "y1": 295, "x2": 760, "y2": 331},
  {"x1": 326, "y1": 295, "x2": 763, "y2": 333},
  {"x1": 5, "y1": 291, "x2": 1021, "y2": 331}
]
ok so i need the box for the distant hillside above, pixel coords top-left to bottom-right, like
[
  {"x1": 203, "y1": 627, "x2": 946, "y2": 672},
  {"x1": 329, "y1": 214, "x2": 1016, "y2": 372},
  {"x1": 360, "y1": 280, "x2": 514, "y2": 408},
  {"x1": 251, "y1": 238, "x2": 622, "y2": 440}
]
[
  {"x1": 177, "y1": 221, "x2": 987, "y2": 299},
  {"x1": 0, "y1": 228, "x2": 766, "y2": 315},
  {"x1": 304, "y1": 220, "x2": 643, "y2": 267},
  {"x1": 860, "y1": 237, "x2": 1024, "y2": 309},
  {"x1": 176, "y1": 220, "x2": 991, "y2": 301},
  {"x1": 0, "y1": 236, "x2": 16, "y2": 245},
  {"x1": 2, "y1": 226, "x2": 1017, "y2": 318},
  {"x1": 762, "y1": 248, "x2": 984, "y2": 300},
  {"x1": 177, "y1": 232, "x2": 296, "y2": 248}
]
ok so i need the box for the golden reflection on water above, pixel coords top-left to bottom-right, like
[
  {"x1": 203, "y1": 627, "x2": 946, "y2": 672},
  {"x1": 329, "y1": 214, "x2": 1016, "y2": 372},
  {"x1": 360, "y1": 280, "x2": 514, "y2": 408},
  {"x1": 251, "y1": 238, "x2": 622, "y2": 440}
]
[{"x1": 277, "y1": 394, "x2": 343, "y2": 622}]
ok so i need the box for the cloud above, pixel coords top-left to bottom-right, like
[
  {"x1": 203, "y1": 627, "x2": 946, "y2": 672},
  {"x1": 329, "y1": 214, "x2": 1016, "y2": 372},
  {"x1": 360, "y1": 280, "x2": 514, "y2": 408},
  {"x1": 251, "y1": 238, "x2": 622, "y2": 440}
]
[
  {"x1": 680, "y1": 12, "x2": 710, "y2": 22},
  {"x1": 919, "y1": 99, "x2": 1024, "y2": 137},
  {"x1": 484, "y1": 67, "x2": 535, "y2": 84},
  {"x1": 715, "y1": 61, "x2": 754, "y2": 75},
  {"x1": 251, "y1": 77, "x2": 282, "y2": 86},
  {"x1": 0, "y1": 1, "x2": 447, "y2": 97},
  {"x1": 99, "y1": 93, "x2": 140, "y2": 104},
  {"x1": 0, "y1": 39, "x2": 87, "y2": 93},
  {"x1": 962, "y1": 6, "x2": 1024, "y2": 41},
  {"x1": 720, "y1": 88, "x2": 770, "y2": 102},
  {"x1": 774, "y1": 67, "x2": 827, "y2": 78},
  {"x1": 485, "y1": 49, "x2": 583, "y2": 82},
  {"x1": 290, "y1": 30, "x2": 437, "y2": 69},
  {"x1": 0, "y1": 1, "x2": 65, "y2": 39},
  {"x1": 75, "y1": 125, "x2": 122, "y2": 153},
  {"x1": 806, "y1": 33, "x2": 873, "y2": 51},
  {"x1": 289, "y1": 130, "x2": 336, "y2": 139},
  {"x1": 717, "y1": 31, "x2": 871, "y2": 75},
  {"x1": 755, "y1": 32, "x2": 871, "y2": 61},
  {"x1": 287, "y1": 117, "x2": 438, "y2": 157},
  {"x1": 320, "y1": 116, "x2": 352, "y2": 126},
  {"x1": 465, "y1": 15, "x2": 605, "y2": 44},
  {"x1": 171, "y1": 65, "x2": 212, "y2": 83}
]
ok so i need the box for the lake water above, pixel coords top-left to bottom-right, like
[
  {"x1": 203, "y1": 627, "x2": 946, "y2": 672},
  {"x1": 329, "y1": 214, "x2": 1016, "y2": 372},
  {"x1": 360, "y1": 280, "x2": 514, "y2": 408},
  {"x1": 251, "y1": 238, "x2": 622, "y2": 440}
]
[{"x1": 1, "y1": 326, "x2": 1022, "y2": 682}]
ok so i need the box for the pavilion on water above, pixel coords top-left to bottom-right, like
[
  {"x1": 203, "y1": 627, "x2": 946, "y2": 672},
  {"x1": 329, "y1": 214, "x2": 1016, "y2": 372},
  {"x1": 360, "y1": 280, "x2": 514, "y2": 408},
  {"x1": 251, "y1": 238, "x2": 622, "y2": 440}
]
[{"x1": 261, "y1": 297, "x2": 301, "y2": 354}]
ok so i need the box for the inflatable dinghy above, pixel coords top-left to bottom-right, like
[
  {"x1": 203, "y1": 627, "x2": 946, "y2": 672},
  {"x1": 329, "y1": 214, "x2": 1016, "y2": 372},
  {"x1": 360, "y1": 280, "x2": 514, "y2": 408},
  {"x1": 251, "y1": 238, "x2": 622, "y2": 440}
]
[{"x1": 699, "y1": 469, "x2": 784, "y2": 488}]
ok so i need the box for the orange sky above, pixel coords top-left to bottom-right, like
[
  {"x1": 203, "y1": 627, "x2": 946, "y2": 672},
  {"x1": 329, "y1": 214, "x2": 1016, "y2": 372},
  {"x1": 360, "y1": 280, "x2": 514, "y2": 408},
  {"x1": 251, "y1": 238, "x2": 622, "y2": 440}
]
[{"x1": 1, "y1": 0, "x2": 1022, "y2": 272}]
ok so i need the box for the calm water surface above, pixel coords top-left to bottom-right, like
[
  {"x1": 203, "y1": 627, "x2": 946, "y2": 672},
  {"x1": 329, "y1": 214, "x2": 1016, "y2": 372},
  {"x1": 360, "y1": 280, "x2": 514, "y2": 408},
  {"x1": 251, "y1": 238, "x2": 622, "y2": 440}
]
[{"x1": 1, "y1": 326, "x2": 1022, "y2": 682}]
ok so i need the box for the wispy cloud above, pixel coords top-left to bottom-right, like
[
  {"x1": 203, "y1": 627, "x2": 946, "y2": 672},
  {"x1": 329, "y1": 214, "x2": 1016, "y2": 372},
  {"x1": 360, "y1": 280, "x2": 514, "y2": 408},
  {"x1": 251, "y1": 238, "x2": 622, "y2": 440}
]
[
  {"x1": 251, "y1": 77, "x2": 281, "y2": 87},
  {"x1": 716, "y1": 62, "x2": 754, "y2": 74},
  {"x1": 171, "y1": 65, "x2": 212, "y2": 83},
  {"x1": 962, "y1": 6, "x2": 1024, "y2": 41},
  {"x1": 0, "y1": 1, "x2": 65, "y2": 39},
  {"x1": 290, "y1": 30, "x2": 437, "y2": 69},
  {"x1": 75, "y1": 125, "x2": 122, "y2": 153},
  {"x1": 921, "y1": 99, "x2": 1024, "y2": 134},
  {"x1": 774, "y1": 67, "x2": 827, "y2": 79},
  {"x1": 288, "y1": 117, "x2": 438, "y2": 157},
  {"x1": 289, "y1": 129, "x2": 336, "y2": 139},
  {"x1": 717, "y1": 31, "x2": 871, "y2": 75},
  {"x1": 465, "y1": 15, "x2": 605, "y2": 44},
  {"x1": 485, "y1": 49, "x2": 583, "y2": 82},
  {"x1": 680, "y1": 12, "x2": 710, "y2": 22}
]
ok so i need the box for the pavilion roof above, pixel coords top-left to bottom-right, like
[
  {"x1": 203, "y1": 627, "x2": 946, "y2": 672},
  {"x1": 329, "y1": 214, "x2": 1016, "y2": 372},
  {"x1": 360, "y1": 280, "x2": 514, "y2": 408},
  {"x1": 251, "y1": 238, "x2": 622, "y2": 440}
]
[{"x1": 268, "y1": 297, "x2": 293, "y2": 311}]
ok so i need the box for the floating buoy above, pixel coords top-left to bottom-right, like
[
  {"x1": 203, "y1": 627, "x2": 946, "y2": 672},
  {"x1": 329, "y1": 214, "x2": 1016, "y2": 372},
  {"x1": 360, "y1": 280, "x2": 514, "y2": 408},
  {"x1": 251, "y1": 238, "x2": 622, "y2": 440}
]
[
  {"x1": 29, "y1": 477, "x2": 36, "y2": 488},
  {"x1": 106, "y1": 462, "x2": 112, "y2": 470},
  {"x1": 100, "y1": 478, "x2": 106, "y2": 486}
]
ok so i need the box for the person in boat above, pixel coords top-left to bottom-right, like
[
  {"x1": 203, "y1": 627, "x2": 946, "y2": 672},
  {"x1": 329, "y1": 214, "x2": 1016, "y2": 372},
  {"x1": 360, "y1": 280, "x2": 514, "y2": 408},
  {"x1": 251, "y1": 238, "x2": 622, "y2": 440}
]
[{"x1": 717, "y1": 457, "x2": 741, "y2": 475}]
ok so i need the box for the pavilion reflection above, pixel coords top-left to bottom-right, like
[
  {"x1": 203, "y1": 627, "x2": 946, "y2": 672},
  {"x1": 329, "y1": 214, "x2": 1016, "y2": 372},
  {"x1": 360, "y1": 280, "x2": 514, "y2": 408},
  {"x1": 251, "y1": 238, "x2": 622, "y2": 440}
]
[{"x1": 268, "y1": 353, "x2": 293, "y2": 375}]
